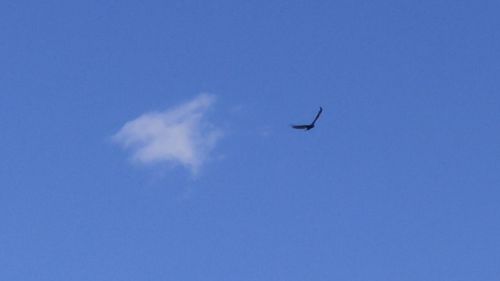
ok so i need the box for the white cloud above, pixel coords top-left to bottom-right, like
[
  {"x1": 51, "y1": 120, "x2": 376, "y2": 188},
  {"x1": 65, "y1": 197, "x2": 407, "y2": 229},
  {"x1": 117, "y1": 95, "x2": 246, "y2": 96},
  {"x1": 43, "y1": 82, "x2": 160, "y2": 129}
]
[{"x1": 113, "y1": 94, "x2": 222, "y2": 174}]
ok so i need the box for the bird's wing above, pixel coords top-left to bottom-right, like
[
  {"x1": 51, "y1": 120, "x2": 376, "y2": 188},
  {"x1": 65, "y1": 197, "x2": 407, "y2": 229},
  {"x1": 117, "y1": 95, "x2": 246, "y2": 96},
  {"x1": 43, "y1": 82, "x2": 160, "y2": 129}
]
[
  {"x1": 291, "y1": 124, "x2": 310, "y2": 129},
  {"x1": 311, "y1": 106, "x2": 323, "y2": 125}
]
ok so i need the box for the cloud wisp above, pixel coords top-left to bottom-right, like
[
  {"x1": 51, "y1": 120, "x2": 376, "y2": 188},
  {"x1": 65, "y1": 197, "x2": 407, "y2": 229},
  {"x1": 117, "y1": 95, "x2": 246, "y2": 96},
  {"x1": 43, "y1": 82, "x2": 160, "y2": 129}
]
[{"x1": 113, "y1": 94, "x2": 222, "y2": 175}]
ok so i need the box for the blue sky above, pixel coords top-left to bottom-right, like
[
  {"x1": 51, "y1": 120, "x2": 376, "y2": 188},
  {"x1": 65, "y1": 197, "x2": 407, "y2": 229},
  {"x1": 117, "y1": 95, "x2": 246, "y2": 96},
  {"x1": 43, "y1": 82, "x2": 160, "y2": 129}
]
[{"x1": 1, "y1": 0, "x2": 499, "y2": 280}]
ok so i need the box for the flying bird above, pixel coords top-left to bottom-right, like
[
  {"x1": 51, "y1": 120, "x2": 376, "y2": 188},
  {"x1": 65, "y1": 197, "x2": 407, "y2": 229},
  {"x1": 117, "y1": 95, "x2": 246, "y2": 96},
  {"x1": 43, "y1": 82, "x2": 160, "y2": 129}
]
[{"x1": 291, "y1": 107, "x2": 323, "y2": 131}]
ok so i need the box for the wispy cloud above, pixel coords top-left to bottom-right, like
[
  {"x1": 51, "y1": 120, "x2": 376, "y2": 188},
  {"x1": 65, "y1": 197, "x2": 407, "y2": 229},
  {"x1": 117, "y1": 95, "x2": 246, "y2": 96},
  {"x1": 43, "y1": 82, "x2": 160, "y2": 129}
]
[{"x1": 113, "y1": 94, "x2": 222, "y2": 174}]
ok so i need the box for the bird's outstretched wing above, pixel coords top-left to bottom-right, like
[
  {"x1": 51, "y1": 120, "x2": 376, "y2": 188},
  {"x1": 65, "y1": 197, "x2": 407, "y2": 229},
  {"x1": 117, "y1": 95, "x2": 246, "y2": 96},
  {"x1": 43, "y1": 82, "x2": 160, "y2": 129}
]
[
  {"x1": 291, "y1": 124, "x2": 310, "y2": 129},
  {"x1": 311, "y1": 107, "x2": 323, "y2": 125}
]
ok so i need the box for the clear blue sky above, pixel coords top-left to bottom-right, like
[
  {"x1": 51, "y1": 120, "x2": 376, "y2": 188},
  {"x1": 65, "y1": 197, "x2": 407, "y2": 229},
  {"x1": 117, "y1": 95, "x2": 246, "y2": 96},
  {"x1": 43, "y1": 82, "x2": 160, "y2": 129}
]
[{"x1": 1, "y1": 0, "x2": 499, "y2": 280}]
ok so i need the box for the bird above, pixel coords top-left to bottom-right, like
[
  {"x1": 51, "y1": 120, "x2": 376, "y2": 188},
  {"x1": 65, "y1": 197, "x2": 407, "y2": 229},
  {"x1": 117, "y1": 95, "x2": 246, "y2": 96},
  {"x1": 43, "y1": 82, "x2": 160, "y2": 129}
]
[{"x1": 291, "y1": 107, "x2": 323, "y2": 131}]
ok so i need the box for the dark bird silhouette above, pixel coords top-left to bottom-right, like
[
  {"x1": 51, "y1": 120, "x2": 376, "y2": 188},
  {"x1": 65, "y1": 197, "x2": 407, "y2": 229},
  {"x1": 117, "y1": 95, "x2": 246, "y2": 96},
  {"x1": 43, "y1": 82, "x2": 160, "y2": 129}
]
[{"x1": 291, "y1": 107, "x2": 323, "y2": 130}]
